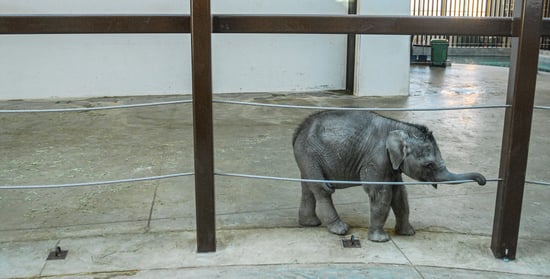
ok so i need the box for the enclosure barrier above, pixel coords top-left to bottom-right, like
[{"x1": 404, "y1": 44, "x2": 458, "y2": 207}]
[
  {"x1": 1, "y1": 0, "x2": 549, "y2": 260},
  {"x1": 1, "y1": 99, "x2": 545, "y2": 189},
  {"x1": 0, "y1": 99, "x2": 509, "y2": 191},
  {"x1": 1, "y1": 97, "x2": 548, "y2": 255}
]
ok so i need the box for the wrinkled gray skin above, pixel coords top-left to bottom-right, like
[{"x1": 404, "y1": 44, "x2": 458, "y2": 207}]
[{"x1": 292, "y1": 110, "x2": 486, "y2": 242}]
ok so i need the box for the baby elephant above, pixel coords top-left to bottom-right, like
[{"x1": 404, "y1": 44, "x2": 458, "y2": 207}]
[{"x1": 292, "y1": 110, "x2": 486, "y2": 242}]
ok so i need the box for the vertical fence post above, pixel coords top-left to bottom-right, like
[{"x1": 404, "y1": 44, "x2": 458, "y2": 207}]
[
  {"x1": 346, "y1": 0, "x2": 357, "y2": 94},
  {"x1": 191, "y1": 0, "x2": 216, "y2": 252},
  {"x1": 491, "y1": 0, "x2": 543, "y2": 260}
]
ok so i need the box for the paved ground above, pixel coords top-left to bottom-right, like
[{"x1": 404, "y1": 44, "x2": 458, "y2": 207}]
[{"x1": 1, "y1": 64, "x2": 549, "y2": 278}]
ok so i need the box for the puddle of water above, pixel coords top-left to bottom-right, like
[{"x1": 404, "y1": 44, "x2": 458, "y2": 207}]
[{"x1": 449, "y1": 56, "x2": 550, "y2": 72}]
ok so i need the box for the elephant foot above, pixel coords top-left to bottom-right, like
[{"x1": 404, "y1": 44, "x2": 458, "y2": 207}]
[
  {"x1": 299, "y1": 215, "x2": 322, "y2": 227},
  {"x1": 395, "y1": 223, "x2": 415, "y2": 236},
  {"x1": 327, "y1": 220, "x2": 349, "y2": 235},
  {"x1": 368, "y1": 228, "x2": 390, "y2": 242}
]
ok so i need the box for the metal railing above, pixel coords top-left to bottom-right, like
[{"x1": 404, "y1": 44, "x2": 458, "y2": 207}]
[{"x1": 411, "y1": 0, "x2": 550, "y2": 49}]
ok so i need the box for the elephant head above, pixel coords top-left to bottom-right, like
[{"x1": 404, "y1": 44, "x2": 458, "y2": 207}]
[{"x1": 386, "y1": 129, "x2": 486, "y2": 187}]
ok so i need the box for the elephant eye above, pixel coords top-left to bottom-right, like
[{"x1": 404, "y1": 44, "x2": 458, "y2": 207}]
[{"x1": 424, "y1": 162, "x2": 435, "y2": 169}]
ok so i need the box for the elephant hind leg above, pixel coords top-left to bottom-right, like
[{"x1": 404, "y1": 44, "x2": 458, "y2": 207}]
[
  {"x1": 299, "y1": 183, "x2": 321, "y2": 227},
  {"x1": 313, "y1": 188, "x2": 349, "y2": 235},
  {"x1": 299, "y1": 182, "x2": 349, "y2": 235},
  {"x1": 295, "y1": 159, "x2": 348, "y2": 235}
]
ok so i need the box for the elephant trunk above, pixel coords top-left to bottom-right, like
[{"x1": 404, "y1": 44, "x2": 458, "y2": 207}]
[{"x1": 434, "y1": 168, "x2": 487, "y2": 186}]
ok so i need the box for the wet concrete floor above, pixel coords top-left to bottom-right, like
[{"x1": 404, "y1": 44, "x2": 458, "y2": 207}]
[{"x1": 0, "y1": 64, "x2": 549, "y2": 278}]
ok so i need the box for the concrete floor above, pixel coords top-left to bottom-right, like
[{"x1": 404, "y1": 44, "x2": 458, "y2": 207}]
[{"x1": 1, "y1": 64, "x2": 549, "y2": 278}]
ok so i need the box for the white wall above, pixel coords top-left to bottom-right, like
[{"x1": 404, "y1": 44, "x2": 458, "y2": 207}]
[
  {"x1": 0, "y1": 0, "x2": 409, "y2": 99},
  {"x1": 212, "y1": 1, "x2": 348, "y2": 94},
  {"x1": 0, "y1": 0, "x2": 191, "y2": 99},
  {"x1": 0, "y1": 34, "x2": 191, "y2": 99},
  {"x1": 0, "y1": 0, "x2": 348, "y2": 99},
  {"x1": 355, "y1": 0, "x2": 410, "y2": 96}
]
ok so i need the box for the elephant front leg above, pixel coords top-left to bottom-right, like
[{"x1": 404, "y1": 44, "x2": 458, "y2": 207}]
[
  {"x1": 392, "y1": 184, "x2": 415, "y2": 236},
  {"x1": 365, "y1": 185, "x2": 392, "y2": 242}
]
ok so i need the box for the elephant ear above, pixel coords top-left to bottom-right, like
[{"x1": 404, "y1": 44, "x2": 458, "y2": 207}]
[{"x1": 386, "y1": 130, "x2": 408, "y2": 171}]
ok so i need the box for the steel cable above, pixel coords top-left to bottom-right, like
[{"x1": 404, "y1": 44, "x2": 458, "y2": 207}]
[
  {"x1": 0, "y1": 99, "x2": 192, "y2": 113},
  {"x1": 0, "y1": 172, "x2": 194, "y2": 190},
  {"x1": 0, "y1": 99, "x2": 546, "y2": 114},
  {"x1": 215, "y1": 171, "x2": 503, "y2": 186},
  {"x1": 4, "y1": 172, "x2": 548, "y2": 190},
  {"x1": 212, "y1": 99, "x2": 510, "y2": 111},
  {"x1": 534, "y1": 105, "x2": 550, "y2": 110},
  {"x1": 525, "y1": 180, "x2": 550, "y2": 186}
]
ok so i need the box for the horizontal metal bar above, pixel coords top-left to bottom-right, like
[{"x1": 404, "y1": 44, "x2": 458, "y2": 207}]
[
  {"x1": 0, "y1": 100, "x2": 192, "y2": 113},
  {"x1": 0, "y1": 172, "x2": 194, "y2": 190},
  {"x1": 215, "y1": 171, "x2": 501, "y2": 186},
  {"x1": 1, "y1": 15, "x2": 547, "y2": 36},
  {"x1": 0, "y1": 15, "x2": 190, "y2": 34},
  {"x1": 0, "y1": 14, "x2": 520, "y2": 36},
  {"x1": 214, "y1": 15, "x2": 516, "y2": 36},
  {"x1": 213, "y1": 99, "x2": 509, "y2": 111}
]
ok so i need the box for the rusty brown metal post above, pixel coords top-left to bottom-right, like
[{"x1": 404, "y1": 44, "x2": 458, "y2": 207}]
[
  {"x1": 491, "y1": 0, "x2": 543, "y2": 260},
  {"x1": 191, "y1": 0, "x2": 216, "y2": 252}
]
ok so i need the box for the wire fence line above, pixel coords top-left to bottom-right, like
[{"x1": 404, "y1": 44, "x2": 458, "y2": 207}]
[
  {"x1": 0, "y1": 98, "x2": 548, "y2": 114},
  {"x1": 214, "y1": 171, "x2": 502, "y2": 186},
  {"x1": 4, "y1": 172, "x2": 550, "y2": 190},
  {"x1": 213, "y1": 99, "x2": 511, "y2": 111},
  {"x1": 0, "y1": 172, "x2": 194, "y2": 190},
  {"x1": 534, "y1": 105, "x2": 550, "y2": 110},
  {"x1": 0, "y1": 97, "x2": 548, "y2": 189},
  {"x1": 525, "y1": 180, "x2": 550, "y2": 186},
  {"x1": 0, "y1": 99, "x2": 192, "y2": 113}
]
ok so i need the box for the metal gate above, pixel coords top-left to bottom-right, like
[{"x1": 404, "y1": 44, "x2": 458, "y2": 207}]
[{"x1": 411, "y1": 0, "x2": 550, "y2": 49}]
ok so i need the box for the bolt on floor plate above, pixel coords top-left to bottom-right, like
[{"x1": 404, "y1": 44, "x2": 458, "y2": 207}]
[
  {"x1": 342, "y1": 235, "x2": 361, "y2": 248},
  {"x1": 47, "y1": 247, "x2": 68, "y2": 260}
]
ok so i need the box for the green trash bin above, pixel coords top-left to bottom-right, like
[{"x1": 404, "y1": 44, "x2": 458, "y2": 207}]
[{"x1": 431, "y1": 39, "x2": 449, "y2": 67}]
